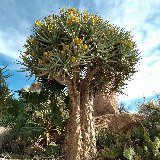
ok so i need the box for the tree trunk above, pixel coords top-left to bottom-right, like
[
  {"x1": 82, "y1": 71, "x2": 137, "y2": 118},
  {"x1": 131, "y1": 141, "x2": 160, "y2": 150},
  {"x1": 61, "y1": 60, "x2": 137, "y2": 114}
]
[
  {"x1": 64, "y1": 82, "x2": 96, "y2": 159},
  {"x1": 64, "y1": 83, "x2": 83, "y2": 160},
  {"x1": 80, "y1": 85, "x2": 97, "y2": 159}
]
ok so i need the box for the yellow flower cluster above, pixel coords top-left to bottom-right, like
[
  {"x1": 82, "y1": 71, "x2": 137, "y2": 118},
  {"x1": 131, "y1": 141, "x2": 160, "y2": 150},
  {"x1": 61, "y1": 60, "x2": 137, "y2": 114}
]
[
  {"x1": 67, "y1": 8, "x2": 77, "y2": 15},
  {"x1": 107, "y1": 24, "x2": 116, "y2": 35},
  {"x1": 43, "y1": 52, "x2": 50, "y2": 58},
  {"x1": 34, "y1": 20, "x2": 42, "y2": 28},
  {"x1": 70, "y1": 56, "x2": 77, "y2": 64},
  {"x1": 65, "y1": 8, "x2": 80, "y2": 26},
  {"x1": 83, "y1": 44, "x2": 88, "y2": 50},
  {"x1": 83, "y1": 11, "x2": 101, "y2": 25},
  {"x1": 64, "y1": 45, "x2": 70, "y2": 50},
  {"x1": 66, "y1": 15, "x2": 80, "y2": 26},
  {"x1": 60, "y1": 45, "x2": 70, "y2": 56},
  {"x1": 63, "y1": 8, "x2": 101, "y2": 26},
  {"x1": 73, "y1": 36, "x2": 89, "y2": 51},
  {"x1": 73, "y1": 36, "x2": 83, "y2": 45},
  {"x1": 83, "y1": 11, "x2": 90, "y2": 21},
  {"x1": 120, "y1": 38, "x2": 134, "y2": 49},
  {"x1": 123, "y1": 39, "x2": 134, "y2": 49},
  {"x1": 91, "y1": 15, "x2": 101, "y2": 25}
]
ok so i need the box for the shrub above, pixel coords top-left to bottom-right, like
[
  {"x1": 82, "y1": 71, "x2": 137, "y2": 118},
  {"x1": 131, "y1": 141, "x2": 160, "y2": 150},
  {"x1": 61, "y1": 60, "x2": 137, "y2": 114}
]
[
  {"x1": 97, "y1": 98, "x2": 160, "y2": 160},
  {"x1": 0, "y1": 80, "x2": 69, "y2": 157}
]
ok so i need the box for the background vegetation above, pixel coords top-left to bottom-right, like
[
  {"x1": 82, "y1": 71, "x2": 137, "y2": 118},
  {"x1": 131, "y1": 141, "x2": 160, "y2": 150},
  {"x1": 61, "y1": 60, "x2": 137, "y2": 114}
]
[{"x1": 0, "y1": 67, "x2": 160, "y2": 159}]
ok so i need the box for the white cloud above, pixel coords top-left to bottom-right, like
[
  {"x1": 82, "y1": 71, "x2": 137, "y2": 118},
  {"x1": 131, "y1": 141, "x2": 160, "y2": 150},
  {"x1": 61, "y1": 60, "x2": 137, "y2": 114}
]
[
  {"x1": 118, "y1": 56, "x2": 160, "y2": 101},
  {"x1": 139, "y1": 29, "x2": 160, "y2": 53},
  {"x1": 0, "y1": 29, "x2": 28, "y2": 60},
  {"x1": 91, "y1": 0, "x2": 160, "y2": 50},
  {"x1": 90, "y1": 0, "x2": 160, "y2": 101}
]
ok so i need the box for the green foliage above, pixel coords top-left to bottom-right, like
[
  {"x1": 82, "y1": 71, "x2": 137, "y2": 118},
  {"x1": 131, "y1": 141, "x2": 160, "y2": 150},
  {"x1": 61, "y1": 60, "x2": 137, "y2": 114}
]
[
  {"x1": 46, "y1": 142, "x2": 60, "y2": 156},
  {"x1": 0, "y1": 67, "x2": 17, "y2": 125},
  {"x1": 97, "y1": 99, "x2": 160, "y2": 160},
  {"x1": 20, "y1": 7, "x2": 140, "y2": 94},
  {"x1": 1, "y1": 79, "x2": 69, "y2": 157},
  {"x1": 123, "y1": 147, "x2": 136, "y2": 160},
  {"x1": 0, "y1": 67, "x2": 13, "y2": 110}
]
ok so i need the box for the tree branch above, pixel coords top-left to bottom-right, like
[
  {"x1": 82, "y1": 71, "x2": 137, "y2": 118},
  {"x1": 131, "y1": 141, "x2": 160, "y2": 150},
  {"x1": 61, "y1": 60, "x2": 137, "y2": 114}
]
[
  {"x1": 78, "y1": 65, "x2": 99, "y2": 90},
  {"x1": 53, "y1": 75, "x2": 71, "y2": 86},
  {"x1": 85, "y1": 65, "x2": 99, "y2": 81},
  {"x1": 73, "y1": 66, "x2": 80, "y2": 85}
]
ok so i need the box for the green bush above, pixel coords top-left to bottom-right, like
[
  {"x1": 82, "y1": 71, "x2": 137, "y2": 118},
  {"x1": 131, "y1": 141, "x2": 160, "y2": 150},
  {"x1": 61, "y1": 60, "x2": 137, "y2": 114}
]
[
  {"x1": 46, "y1": 142, "x2": 60, "y2": 156},
  {"x1": 0, "y1": 67, "x2": 14, "y2": 123},
  {"x1": 1, "y1": 79, "x2": 69, "y2": 157},
  {"x1": 97, "y1": 99, "x2": 160, "y2": 160}
]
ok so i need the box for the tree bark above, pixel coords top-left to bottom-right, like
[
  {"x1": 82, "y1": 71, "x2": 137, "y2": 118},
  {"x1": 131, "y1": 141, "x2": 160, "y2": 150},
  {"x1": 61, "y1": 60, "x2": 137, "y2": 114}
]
[
  {"x1": 80, "y1": 85, "x2": 97, "y2": 159},
  {"x1": 64, "y1": 83, "x2": 83, "y2": 160},
  {"x1": 64, "y1": 81, "x2": 96, "y2": 159}
]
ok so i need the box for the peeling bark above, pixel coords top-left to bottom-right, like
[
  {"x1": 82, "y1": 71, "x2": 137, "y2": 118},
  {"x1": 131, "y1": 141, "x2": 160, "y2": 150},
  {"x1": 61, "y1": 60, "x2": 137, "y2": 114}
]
[
  {"x1": 80, "y1": 85, "x2": 97, "y2": 159},
  {"x1": 64, "y1": 81, "x2": 96, "y2": 159},
  {"x1": 64, "y1": 83, "x2": 82, "y2": 160}
]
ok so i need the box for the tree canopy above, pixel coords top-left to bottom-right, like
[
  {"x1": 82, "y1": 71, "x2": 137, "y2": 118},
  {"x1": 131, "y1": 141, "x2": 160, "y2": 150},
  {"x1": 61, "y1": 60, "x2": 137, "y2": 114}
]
[{"x1": 21, "y1": 8, "x2": 140, "y2": 93}]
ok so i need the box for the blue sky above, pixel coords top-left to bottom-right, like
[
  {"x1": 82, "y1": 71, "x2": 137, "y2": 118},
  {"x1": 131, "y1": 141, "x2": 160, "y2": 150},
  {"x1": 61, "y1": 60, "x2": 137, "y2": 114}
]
[{"x1": 0, "y1": 0, "x2": 160, "y2": 111}]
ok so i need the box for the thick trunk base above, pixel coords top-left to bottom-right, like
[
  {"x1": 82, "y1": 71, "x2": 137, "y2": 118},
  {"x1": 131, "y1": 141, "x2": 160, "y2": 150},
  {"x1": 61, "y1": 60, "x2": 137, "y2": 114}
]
[
  {"x1": 64, "y1": 84, "x2": 82, "y2": 160},
  {"x1": 64, "y1": 83, "x2": 96, "y2": 160},
  {"x1": 80, "y1": 88, "x2": 97, "y2": 159}
]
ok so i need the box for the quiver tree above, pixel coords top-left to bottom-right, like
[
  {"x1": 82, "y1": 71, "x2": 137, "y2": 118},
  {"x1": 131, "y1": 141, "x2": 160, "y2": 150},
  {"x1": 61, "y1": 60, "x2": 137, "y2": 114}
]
[{"x1": 20, "y1": 8, "x2": 140, "y2": 160}]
